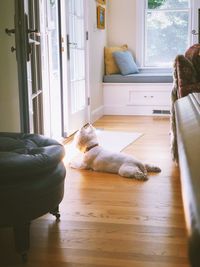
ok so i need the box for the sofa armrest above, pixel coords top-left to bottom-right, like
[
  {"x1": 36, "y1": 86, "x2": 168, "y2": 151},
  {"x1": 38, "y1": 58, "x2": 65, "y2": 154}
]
[{"x1": 175, "y1": 93, "x2": 200, "y2": 267}]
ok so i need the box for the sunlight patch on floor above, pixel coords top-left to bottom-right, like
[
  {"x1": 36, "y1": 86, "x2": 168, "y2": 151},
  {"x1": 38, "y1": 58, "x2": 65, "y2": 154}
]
[{"x1": 63, "y1": 140, "x2": 83, "y2": 165}]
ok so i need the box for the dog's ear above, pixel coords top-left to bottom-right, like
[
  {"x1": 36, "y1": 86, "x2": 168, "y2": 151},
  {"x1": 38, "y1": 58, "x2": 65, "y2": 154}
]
[
  {"x1": 79, "y1": 126, "x2": 86, "y2": 133},
  {"x1": 88, "y1": 124, "x2": 95, "y2": 132}
]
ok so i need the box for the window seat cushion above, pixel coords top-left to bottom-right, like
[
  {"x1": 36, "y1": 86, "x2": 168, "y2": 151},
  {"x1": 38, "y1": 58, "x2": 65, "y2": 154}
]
[{"x1": 103, "y1": 68, "x2": 173, "y2": 83}]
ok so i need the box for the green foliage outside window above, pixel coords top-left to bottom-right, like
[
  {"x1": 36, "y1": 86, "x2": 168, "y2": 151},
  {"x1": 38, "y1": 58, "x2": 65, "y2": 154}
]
[
  {"x1": 148, "y1": 0, "x2": 189, "y2": 9},
  {"x1": 145, "y1": 0, "x2": 190, "y2": 67},
  {"x1": 148, "y1": 0, "x2": 166, "y2": 9}
]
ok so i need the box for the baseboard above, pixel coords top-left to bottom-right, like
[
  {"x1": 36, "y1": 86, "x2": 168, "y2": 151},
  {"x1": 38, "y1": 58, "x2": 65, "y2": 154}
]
[
  {"x1": 91, "y1": 105, "x2": 104, "y2": 123},
  {"x1": 104, "y1": 105, "x2": 170, "y2": 116}
]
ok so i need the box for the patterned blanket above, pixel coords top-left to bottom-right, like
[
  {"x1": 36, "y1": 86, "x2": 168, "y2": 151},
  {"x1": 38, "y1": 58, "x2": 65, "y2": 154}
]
[{"x1": 170, "y1": 44, "x2": 200, "y2": 162}]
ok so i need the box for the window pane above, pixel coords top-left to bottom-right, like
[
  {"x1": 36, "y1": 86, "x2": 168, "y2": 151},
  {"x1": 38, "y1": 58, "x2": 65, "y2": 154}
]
[
  {"x1": 148, "y1": 0, "x2": 189, "y2": 9},
  {"x1": 145, "y1": 11, "x2": 189, "y2": 67}
]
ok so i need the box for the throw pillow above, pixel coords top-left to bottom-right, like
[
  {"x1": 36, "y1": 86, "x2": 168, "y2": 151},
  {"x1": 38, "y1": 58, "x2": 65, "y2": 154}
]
[
  {"x1": 113, "y1": 50, "x2": 139, "y2": 75},
  {"x1": 104, "y1": 44, "x2": 128, "y2": 75}
]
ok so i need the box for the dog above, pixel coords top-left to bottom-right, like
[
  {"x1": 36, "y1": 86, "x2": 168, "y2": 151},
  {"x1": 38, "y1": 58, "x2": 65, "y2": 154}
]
[{"x1": 69, "y1": 124, "x2": 161, "y2": 180}]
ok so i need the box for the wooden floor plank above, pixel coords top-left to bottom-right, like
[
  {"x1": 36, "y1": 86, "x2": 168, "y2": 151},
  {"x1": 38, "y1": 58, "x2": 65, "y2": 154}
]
[{"x1": 0, "y1": 116, "x2": 190, "y2": 267}]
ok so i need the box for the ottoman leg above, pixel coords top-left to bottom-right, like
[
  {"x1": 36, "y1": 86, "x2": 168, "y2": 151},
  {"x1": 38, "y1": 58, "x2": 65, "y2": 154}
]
[
  {"x1": 13, "y1": 222, "x2": 30, "y2": 262},
  {"x1": 50, "y1": 206, "x2": 61, "y2": 220}
]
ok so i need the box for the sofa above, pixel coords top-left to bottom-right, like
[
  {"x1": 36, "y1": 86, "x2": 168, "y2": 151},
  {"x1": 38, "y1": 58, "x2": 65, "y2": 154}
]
[{"x1": 171, "y1": 43, "x2": 200, "y2": 267}]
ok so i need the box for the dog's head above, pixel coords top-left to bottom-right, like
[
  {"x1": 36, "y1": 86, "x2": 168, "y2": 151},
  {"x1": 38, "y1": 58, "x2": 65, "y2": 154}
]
[{"x1": 73, "y1": 124, "x2": 98, "y2": 153}]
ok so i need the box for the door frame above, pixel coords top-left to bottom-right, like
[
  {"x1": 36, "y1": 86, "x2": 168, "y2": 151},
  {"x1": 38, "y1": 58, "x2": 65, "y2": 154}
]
[
  {"x1": 15, "y1": 0, "x2": 30, "y2": 132},
  {"x1": 191, "y1": 0, "x2": 200, "y2": 44},
  {"x1": 58, "y1": 0, "x2": 65, "y2": 137}
]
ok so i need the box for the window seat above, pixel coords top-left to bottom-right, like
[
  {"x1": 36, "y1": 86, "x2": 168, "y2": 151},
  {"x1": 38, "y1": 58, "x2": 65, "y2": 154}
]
[
  {"x1": 102, "y1": 68, "x2": 173, "y2": 116},
  {"x1": 103, "y1": 68, "x2": 173, "y2": 83}
]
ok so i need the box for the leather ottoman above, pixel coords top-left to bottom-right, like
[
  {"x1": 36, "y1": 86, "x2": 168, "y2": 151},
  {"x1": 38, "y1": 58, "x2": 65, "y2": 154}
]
[{"x1": 0, "y1": 132, "x2": 66, "y2": 261}]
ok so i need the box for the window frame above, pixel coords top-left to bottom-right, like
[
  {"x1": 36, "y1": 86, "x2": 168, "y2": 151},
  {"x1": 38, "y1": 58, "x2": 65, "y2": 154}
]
[{"x1": 136, "y1": 0, "x2": 194, "y2": 69}]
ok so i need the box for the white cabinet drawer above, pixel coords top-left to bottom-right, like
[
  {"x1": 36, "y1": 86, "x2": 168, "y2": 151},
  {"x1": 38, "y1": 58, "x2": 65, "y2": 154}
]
[
  {"x1": 128, "y1": 90, "x2": 170, "y2": 106},
  {"x1": 103, "y1": 83, "x2": 172, "y2": 115}
]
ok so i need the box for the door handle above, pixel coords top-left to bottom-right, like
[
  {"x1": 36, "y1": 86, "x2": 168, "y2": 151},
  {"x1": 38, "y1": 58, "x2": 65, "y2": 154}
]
[
  {"x1": 5, "y1": 28, "x2": 15, "y2": 36},
  {"x1": 67, "y1": 34, "x2": 78, "y2": 60},
  {"x1": 191, "y1": 29, "x2": 199, "y2": 35},
  {"x1": 5, "y1": 29, "x2": 17, "y2": 53},
  {"x1": 67, "y1": 34, "x2": 70, "y2": 60},
  {"x1": 69, "y1": 42, "x2": 78, "y2": 46},
  {"x1": 28, "y1": 29, "x2": 41, "y2": 36},
  {"x1": 11, "y1": 46, "x2": 16, "y2": 53}
]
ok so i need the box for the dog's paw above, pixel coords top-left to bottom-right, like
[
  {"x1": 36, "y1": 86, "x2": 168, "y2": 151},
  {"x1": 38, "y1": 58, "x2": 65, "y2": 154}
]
[
  {"x1": 119, "y1": 165, "x2": 148, "y2": 180},
  {"x1": 152, "y1": 166, "x2": 161, "y2": 173},
  {"x1": 145, "y1": 164, "x2": 161, "y2": 173},
  {"x1": 69, "y1": 160, "x2": 88, "y2": 170},
  {"x1": 134, "y1": 171, "x2": 148, "y2": 181},
  {"x1": 69, "y1": 161, "x2": 78, "y2": 169}
]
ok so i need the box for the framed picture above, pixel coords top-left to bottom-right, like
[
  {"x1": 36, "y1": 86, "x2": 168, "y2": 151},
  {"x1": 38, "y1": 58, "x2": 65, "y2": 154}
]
[
  {"x1": 97, "y1": 0, "x2": 106, "y2": 5},
  {"x1": 97, "y1": 6, "x2": 105, "y2": 29}
]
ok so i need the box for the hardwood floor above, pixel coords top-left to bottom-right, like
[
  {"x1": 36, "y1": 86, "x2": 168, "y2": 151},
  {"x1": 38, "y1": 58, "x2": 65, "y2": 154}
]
[{"x1": 0, "y1": 116, "x2": 190, "y2": 267}]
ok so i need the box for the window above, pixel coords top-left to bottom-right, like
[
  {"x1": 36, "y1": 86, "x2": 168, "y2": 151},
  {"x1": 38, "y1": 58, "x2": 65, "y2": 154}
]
[{"x1": 137, "y1": 0, "x2": 191, "y2": 68}]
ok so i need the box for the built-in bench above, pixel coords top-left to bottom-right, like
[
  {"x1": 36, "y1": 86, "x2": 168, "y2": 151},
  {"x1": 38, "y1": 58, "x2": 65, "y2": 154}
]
[
  {"x1": 103, "y1": 68, "x2": 173, "y2": 116},
  {"x1": 103, "y1": 68, "x2": 173, "y2": 84}
]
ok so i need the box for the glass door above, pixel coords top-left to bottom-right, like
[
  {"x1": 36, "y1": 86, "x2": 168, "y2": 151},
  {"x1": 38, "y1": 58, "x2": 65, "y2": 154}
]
[
  {"x1": 15, "y1": 0, "x2": 87, "y2": 138},
  {"x1": 15, "y1": 0, "x2": 43, "y2": 133},
  {"x1": 61, "y1": 0, "x2": 89, "y2": 136},
  {"x1": 40, "y1": 0, "x2": 62, "y2": 139}
]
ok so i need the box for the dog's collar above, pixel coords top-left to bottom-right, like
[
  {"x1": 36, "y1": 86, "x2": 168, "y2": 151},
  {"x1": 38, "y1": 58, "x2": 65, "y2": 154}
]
[{"x1": 85, "y1": 143, "x2": 99, "y2": 153}]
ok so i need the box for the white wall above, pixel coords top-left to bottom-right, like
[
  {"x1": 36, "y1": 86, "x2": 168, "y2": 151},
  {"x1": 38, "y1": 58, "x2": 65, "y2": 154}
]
[
  {"x1": 0, "y1": 0, "x2": 20, "y2": 132},
  {"x1": 107, "y1": 0, "x2": 137, "y2": 57},
  {"x1": 88, "y1": 0, "x2": 107, "y2": 121}
]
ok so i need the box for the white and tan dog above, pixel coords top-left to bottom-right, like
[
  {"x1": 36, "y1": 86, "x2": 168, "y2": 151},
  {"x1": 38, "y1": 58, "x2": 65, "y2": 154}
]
[{"x1": 69, "y1": 125, "x2": 161, "y2": 180}]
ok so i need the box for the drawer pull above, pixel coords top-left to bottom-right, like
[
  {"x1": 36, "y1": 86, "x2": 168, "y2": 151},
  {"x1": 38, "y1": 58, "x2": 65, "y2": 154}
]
[{"x1": 143, "y1": 95, "x2": 154, "y2": 98}]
